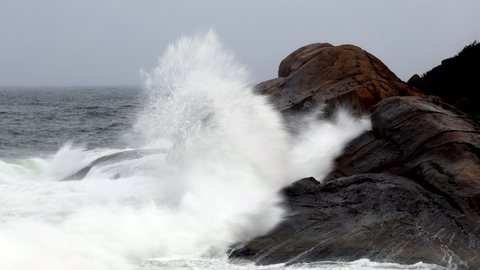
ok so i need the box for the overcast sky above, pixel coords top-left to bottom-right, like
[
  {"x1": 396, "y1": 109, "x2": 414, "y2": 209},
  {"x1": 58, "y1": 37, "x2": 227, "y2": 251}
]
[{"x1": 1, "y1": 0, "x2": 479, "y2": 86}]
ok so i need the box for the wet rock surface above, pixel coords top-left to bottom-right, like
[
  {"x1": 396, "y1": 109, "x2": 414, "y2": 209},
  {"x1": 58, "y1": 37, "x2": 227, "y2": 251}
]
[{"x1": 230, "y1": 43, "x2": 480, "y2": 269}]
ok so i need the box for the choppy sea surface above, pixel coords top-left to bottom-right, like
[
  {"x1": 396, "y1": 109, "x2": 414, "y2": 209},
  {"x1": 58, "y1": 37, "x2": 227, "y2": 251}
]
[
  {"x1": 0, "y1": 86, "x2": 140, "y2": 159},
  {"x1": 0, "y1": 32, "x2": 445, "y2": 270}
]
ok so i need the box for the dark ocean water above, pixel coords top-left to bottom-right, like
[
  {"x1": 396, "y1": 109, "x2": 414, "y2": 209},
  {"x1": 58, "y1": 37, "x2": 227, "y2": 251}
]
[{"x1": 0, "y1": 86, "x2": 141, "y2": 159}]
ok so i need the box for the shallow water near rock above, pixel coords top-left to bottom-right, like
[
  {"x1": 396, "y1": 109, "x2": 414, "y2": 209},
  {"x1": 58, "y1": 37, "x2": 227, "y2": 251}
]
[{"x1": 139, "y1": 258, "x2": 444, "y2": 270}]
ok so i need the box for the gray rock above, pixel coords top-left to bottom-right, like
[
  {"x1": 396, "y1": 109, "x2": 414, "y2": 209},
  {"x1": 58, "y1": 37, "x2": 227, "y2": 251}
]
[{"x1": 230, "y1": 174, "x2": 478, "y2": 269}]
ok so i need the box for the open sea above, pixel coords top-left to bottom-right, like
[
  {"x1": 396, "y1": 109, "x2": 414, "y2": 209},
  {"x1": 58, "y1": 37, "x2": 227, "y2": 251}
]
[{"x1": 0, "y1": 86, "x2": 140, "y2": 159}]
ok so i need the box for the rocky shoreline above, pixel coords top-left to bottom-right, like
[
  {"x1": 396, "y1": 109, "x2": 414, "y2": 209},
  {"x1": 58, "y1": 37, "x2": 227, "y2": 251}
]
[{"x1": 229, "y1": 42, "x2": 480, "y2": 269}]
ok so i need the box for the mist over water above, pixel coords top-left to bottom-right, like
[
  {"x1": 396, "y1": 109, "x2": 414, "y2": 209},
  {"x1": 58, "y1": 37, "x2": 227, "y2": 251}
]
[{"x1": 0, "y1": 32, "x2": 440, "y2": 270}]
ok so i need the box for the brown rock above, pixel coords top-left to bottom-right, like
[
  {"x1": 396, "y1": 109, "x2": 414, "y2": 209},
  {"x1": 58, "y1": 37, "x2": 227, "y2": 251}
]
[
  {"x1": 278, "y1": 43, "x2": 333, "y2": 77},
  {"x1": 256, "y1": 43, "x2": 421, "y2": 115}
]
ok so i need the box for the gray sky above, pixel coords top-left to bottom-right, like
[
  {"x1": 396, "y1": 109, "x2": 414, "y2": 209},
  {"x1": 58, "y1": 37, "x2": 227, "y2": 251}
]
[{"x1": 1, "y1": 0, "x2": 479, "y2": 86}]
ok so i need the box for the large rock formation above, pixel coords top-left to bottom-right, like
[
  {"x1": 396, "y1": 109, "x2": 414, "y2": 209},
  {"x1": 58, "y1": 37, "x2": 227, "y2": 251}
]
[
  {"x1": 257, "y1": 43, "x2": 420, "y2": 114},
  {"x1": 230, "y1": 96, "x2": 480, "y2": 269},
  {"x1": 229, "y1": 44, "x2": 480, "y2": 269}
]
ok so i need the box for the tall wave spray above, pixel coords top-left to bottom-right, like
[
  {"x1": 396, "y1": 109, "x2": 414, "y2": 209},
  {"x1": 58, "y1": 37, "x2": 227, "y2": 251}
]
[
  {"x1": 133, "y1": 30, "x2": 292, "y2": 254},
  {"x1": 0, "y1": 31, "x2": 369, "y2": 270}
]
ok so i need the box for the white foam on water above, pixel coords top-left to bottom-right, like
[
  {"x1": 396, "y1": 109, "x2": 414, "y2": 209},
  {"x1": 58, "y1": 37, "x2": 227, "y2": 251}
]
[{"x1": 140, "y1": 258, "x2": 445, "y2": 270}]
